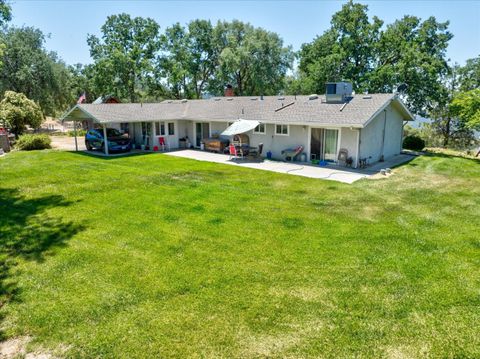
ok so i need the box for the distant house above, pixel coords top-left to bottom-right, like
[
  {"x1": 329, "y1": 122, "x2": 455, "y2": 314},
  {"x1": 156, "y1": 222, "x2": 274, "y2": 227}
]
[{"x1": 61, "y1": 82, "x2": 414, "y2": 168}]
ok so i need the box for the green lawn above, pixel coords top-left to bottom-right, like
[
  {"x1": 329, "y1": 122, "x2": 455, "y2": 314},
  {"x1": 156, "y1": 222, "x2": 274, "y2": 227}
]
[{"x1": 0, "y1": 150, "x2": 479, "y2": 358}]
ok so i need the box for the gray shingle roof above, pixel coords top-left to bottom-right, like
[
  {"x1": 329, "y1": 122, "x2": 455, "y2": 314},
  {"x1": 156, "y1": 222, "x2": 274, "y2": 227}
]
[{"x1": 63, "y1": 94, "x2": 413, "y2": 127}]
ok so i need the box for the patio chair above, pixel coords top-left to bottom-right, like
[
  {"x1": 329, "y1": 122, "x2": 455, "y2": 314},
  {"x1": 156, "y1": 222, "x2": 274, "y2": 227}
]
[
  {"x1": 338, "y1": 148, "x2": 348, "y2": 166},
  {"x1": 249, "y1": 143, "x2": 264, "y2": 159},
  {"x1": 158, "y1": 136, "x2": 168, "y2": 151},
  {"x1": 282, "y1": 145, "x2": 304, "y2": 162},
  {"x1": 229, "y1": 144, "x2": 242, "y2": 159}
]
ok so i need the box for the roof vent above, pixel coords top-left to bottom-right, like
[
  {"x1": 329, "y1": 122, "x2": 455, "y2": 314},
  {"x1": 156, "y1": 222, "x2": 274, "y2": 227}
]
[
  {"x1": 181, "y1": 99, "x2": 188, "y2": 103},
  {"x1": 325, "y1": 82, "x2": 353, "y2": 103},
  {"x1": 214, "y1": 98, "x2": 221, "y2": 101},
  {"x1": 278, "y1": 97, "x2": 285, "y2": 100},
  {"x1": 309, "y1": 94, "x2": 319, "y2": 100},
  {"x1": 362, "y1": 95, "x2": 372, "y2": 99},
  {"x1": 250, "y1": 97, "x2": 258, "y2": 101},
  {"x1": 226, "y1": 98, "x2": 233, "y2": 101}
]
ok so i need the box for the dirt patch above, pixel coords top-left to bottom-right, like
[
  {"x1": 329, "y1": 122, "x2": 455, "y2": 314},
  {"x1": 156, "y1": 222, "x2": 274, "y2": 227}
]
[
  {"x1": 0, "y1": 336, "x2": 55, "y2": 359},
  {"x1": 238, "y1": 318, "x2": 324, "y2": 358},
  {"x1": 0, "y1": 336, "x2": 31, "y2": 358}
]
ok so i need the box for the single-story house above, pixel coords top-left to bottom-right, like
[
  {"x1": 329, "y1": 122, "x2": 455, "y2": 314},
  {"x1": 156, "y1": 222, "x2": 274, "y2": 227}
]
[{"x1": 61, "y1": 82, "x2": 414, "y2": 168}]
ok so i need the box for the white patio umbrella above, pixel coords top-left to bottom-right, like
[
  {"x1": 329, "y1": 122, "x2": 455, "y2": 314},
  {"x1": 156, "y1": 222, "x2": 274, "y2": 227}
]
[{"x1": 221, "y1": 119, "x2": 260, "y2": 136}]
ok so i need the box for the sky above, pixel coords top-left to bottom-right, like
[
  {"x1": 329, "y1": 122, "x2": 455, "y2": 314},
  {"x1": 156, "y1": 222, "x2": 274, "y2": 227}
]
[{"x1": 8, "y1": 0, "x2": 480, "y2": 67}]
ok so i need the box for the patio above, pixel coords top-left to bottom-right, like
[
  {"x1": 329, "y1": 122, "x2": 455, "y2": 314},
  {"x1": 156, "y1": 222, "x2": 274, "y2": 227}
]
[
  {"x1": 51, "y1": 136, "x2": 415, "y2": 183},
  {"x1": 165, "y1": 150, "x2": 416, "y2": 184}
]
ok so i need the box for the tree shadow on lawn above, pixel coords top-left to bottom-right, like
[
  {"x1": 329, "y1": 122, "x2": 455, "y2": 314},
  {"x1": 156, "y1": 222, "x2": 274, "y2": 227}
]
[
  {"x1": 0, "y1": 188, "x2": 84, "y2": 340},
  {"x1": 68, "y1": 150, "x2": 155, "y2": 161}
]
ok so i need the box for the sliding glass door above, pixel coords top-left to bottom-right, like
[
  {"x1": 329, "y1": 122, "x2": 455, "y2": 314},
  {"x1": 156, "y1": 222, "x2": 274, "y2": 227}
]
[
  {"x1": 324, "y1": 129, "x2": 339, "y2": 161},
  {"x1": 195, "y1": 122, "x2": 210, "y2": 147},
  {"x1": 310, "y1": 128, "x2": 339, "y2": 162}
]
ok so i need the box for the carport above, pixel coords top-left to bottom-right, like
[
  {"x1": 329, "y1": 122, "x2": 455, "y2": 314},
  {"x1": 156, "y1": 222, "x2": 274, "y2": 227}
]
[{"x1": 60, "y1": 105, "x2": 111, "y2": 155}]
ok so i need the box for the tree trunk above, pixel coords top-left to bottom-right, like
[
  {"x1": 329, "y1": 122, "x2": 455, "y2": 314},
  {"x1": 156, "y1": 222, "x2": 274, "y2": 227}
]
[
  {"x1": 443, "y1": 118, "x2": 451, "y2": 147},
  {"x1": 130, "y1": 71, "x2": 136, "y2": 103}
]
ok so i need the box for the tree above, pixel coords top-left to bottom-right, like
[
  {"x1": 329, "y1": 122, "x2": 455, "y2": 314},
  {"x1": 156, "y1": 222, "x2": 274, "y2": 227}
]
[
  {"x1": 298, "y1": 2, "x2": 452, "y2": 116},
  {"x1": 159, "y1": 20, "x2": 293, "y2": 98},
  {"x1": 158, "y1": 22, "x2": 192, "y2": 99},
  {"x1": 0, "y1": 0, "x2": 11, "y2": 27},
  {"x1": 372, "y1": 15, "x2": 452, "y2": 115},
  {"x1": 67, "y1": 63, "x2": 100, "y2": 104},
  {"x1": 414, "y1": 59, "x2": 479, "y2": 149},
  {"x1": 457, "y1": 56, "x2": 480, "y2": 92},
  {"x1": 0, "y1": 91, "x2": 43, "y2": 137},
  {"x1": 298, "y1": 1, "x2": 382, "y2": 94},
  {"x1": 0, "y1": 0, "x2": 11, "y2": 71},
  {"x1": 211, "y1": 20, "x2": 293, "y2": 96},
  {"x1": 451, "y1": 89, "x2": 480, "y2": 130},
  {"x1": 87, "y1": 13, "x2": 161, "y2": 103},
  {"x1": 187, "y1": 20, "x2": 219, "y2": 98},
  {"x1": 0, "y1": 26, "x2": 74, "y2": 115}
]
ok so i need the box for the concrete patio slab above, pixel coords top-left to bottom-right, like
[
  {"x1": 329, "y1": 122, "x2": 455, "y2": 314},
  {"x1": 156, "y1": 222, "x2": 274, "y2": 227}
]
[
  {"x1": 52, "y1": 135, "x2": 416, "y2": 184},
  {"x1": 165, "y1": 150, "x2": 416, "y2": 184}
]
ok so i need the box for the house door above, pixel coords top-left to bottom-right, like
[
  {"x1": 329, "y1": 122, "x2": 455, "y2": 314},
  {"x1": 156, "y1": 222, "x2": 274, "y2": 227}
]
[
  {"x1": 310, "y1": 128, "x2": 325, "y2": 160},
  {"x1": 195, "y1": 122, "x2": 210, "y2": 147},
  {"x1": 310, "y1": 128, "x2": 339, "y2": 162}
]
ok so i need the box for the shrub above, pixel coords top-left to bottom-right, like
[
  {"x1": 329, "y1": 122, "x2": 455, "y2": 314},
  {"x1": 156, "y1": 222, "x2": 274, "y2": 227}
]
[
  {"x1": 403, "y1": 135, "x2": 425, "y2": 151},
  {"x1": 67, "y1": 129, "x2": 87, "y2": 137},
  {"x1": 16, "y1": 134, "x2": 51, "y2": 151}
]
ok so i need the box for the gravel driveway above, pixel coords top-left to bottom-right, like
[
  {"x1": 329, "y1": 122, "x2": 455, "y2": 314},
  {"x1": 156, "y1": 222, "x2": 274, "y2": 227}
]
[{"x1": 50, "y1": 136, "x2": 86, "y2": 151}]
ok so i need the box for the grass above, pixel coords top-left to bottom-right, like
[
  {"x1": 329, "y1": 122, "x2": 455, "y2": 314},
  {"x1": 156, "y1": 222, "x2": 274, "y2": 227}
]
[{"x1": 0, "y1": 150, "x2": 479, "y2": 358}]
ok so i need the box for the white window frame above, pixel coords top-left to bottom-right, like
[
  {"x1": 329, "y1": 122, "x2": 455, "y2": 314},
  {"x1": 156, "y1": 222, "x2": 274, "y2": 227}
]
[
  {"x1": 275, "y1": 124, "x2": 289, "y2": 136},
  {"x1": 167, "y1": 122, "x2": 175, "y2": 136},
  {"x1": 253, "y1": 123, "x2": 266, "y2": 135},
  {"x1": 156, "y1": 121, "x2": 166, "y2": 136}
]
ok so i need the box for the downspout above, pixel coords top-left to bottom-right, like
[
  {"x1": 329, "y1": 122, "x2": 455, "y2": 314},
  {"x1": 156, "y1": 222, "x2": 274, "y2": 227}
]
[
  {"x1": 356, "y1": 128, "x2": 361, "y2": 168},
  {"x1": 402, "y1": 121, "x2": 408, "y2": 153},
  {"x1": 380, "y1": 109, "x2": 387, "y2": 162}
]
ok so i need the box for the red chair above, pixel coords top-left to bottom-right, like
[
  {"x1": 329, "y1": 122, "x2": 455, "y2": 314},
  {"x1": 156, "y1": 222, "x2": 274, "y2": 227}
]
[
  {"x1": 229, "y1": 144, "x2": 243, "y2": 159},
  {"x1": 158, "y1": 136, "x2": 167, "y2": 151},
  {"x1": 229, "y1": 144, "x2": 237, "y2": 159}
]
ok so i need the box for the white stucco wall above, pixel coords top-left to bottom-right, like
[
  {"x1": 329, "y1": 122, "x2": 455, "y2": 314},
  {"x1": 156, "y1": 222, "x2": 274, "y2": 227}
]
[
  {"x1": 129, "y1": 120, "x2": 183, "y2": 149},
  {"x1": 359, "y1": 104, "x2": 404, "y2": 162},
  {"x1": 190, "y1": 121, "x2": 308, "y2": 160},
  {"x1": 248, "y1": 124, "x2": 308, "y2": 160},
  {"x1": 339, "y1": 127, "x2": 359, "y2": 165},
  {"x1": 383, "y1": 106, "x2": 404, "y2": 158}
]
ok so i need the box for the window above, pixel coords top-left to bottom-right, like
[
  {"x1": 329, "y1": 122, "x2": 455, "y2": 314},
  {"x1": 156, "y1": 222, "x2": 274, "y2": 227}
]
[
  {"x1": 253, "y1": 123, "x2": 265, "y2": 134},
  {"x1": 120, "y1": 123, "x2": 129, "y2": 134},
  {"x1": 155, "y1": 122, "x2": 165, "y2": 136},
  {"x1": 168, "y1": 122, "x2": 175, "y2": 135},
  {"x1": 275, "y1": 124, "x2": 289, "y2": 136}
]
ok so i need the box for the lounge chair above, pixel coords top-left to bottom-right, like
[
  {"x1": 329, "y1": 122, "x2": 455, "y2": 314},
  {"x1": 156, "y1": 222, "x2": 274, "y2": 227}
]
[{"x1": 282, "y1": 145, "x2": 304, "y2": 162}]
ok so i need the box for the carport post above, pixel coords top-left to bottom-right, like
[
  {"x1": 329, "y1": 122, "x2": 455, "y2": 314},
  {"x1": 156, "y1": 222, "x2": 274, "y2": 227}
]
[
  {"x1": 73, "y1": 120, "x2": 78, "y2": 152},
  {"x1": 103, "y1": 124, "x2": 109, "y2": 156}
]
